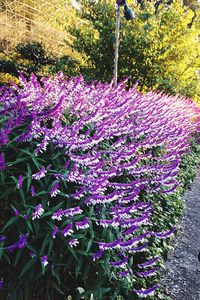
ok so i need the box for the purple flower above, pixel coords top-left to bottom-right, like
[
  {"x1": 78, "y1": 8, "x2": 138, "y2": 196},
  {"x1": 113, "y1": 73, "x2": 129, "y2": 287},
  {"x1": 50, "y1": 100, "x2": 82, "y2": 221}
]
[
  {"x1": 98, "y1": 239, "x2": 120, "y2": 250},
  {"x1": 50, "y1": 181, "x2": 60, "y2": 197},
  {"x1": 68, "y1": 239, "x2": 79, "y2": 248},
  {"x1": 52, "y1": 209, "x2": 63, "y2": 221},
  {"x1": 18, "y1": 233, "x2": 29, "y2": 248},
  {"x1": 110, "y1": 257, "x2": 128, "y2": 268},
  {"x1": 133, "y1": 284, "x2": 160, "y2": 298},
  {"x1": 0, "y1": 153, "x2": 5, "y2": 170},
  {"x1": 0, "y1": 131, "x2": 8, "y2": 145},
  {"x1": 127, "y1": 242, "x2": 149, "y2": 253},
  {"x1": 32, "y1": 204, "x2": 44, "y2": 220},
  {"x1": 137, "y1": 256, "x2": 160, "y2": 269},
  {"x1": 0, "y1": 278, "x2": 3, "y2": 289},
  {"x1": 6, "y1": 233, "x2": 29, "y2": 252},
  {"x1": 136, "y1": 267, "x2": 159, "y2": 278},
  {"x1": 118, "y1": 270, "x2": 132, "y2": 277},
  {"x1": 17, "y1": 175, "x2": 23, "y2": 189},
  {"x1": 32, "y1": 166, "x2": 47, "y2": 180},
  {"x1": 123, "y1": 225, "x2": 139, "y2": 236},
  {"x1": 30, "y1": 185, "x2": 35, "y2": 196},
  {"x1": 51, "y1": 206, "x2": 83, "y2": 221},
  {"x1": 0, "y1": 236, "x2": 6, "y2": 243},
  {"x1": 13, "y1": 208, "x2": 19, "y2": 216},
  {"x1": 153, "y1": 227, "x2": 176, "y2": 239},
  {"x1": 22, "y1": 214, "x2": 28, "y2": 220},
  {"x1": 99, "y1": 217, "x2": 120, "y2": 228},
  {"x1": 75, "y1": 218, "x2": 89, "y2": 230},
  {"x1": 51, "y1": 226, "x2": 59, "y2": 239},
  {"x1": 63, "y1": 206, "x2": 83, "y2": 217},
  {"x1": 92, "y1": 250, "x2": 104, "y2": 261},
  {"x1": 61, "y1": 223, "x2": 73, "y2": 237},
  {"x1": 119, "y1": 232, "x2": 150, "y2": 249},
  {"x1": 41, "y1": 255, "x2": 48, "y2": 267}
]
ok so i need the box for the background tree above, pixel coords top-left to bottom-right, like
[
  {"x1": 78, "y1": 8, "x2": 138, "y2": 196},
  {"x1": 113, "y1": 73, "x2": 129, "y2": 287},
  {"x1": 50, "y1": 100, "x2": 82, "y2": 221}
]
[{"x1": 70, "y1": 0, "x2": 200, "y2": 100}]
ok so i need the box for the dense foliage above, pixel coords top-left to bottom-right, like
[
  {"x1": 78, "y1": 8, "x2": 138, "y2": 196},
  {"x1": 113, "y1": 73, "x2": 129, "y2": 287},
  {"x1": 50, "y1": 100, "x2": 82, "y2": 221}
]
[
  {"x1": 70, "y1": 0, "x2": 200, "y2": 100},
  {"x1": 0, "y1": 73, "x2": 200, "y2": 299},
  {"x1": 0, "y1": 42, "x2": 81, "y2": 85}
]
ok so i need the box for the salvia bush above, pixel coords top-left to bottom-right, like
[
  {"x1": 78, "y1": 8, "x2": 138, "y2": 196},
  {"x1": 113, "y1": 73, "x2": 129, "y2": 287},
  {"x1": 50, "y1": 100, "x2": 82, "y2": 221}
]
[{"x1": 0, "y1": 73, "x2": 200, "y2": 299}]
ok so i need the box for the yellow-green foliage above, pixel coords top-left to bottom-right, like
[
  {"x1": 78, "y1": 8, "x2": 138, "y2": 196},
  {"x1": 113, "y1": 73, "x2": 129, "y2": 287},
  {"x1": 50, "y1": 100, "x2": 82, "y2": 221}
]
[
  {"x1": 71, "y1": 0, "x2": 200, "y2": 100},
  {"x1": 0, "y1": 0, "x2": 77, "y2": 56},
  {"x1": 0, "y1": 72, "x2": 19, "y2": 85}
]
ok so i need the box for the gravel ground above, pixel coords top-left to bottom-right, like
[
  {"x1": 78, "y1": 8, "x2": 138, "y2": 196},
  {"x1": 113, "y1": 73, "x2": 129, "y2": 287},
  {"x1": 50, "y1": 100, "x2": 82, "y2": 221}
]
[{"x1": 161, "y1": 171, "x2": 200, "y2": 300}]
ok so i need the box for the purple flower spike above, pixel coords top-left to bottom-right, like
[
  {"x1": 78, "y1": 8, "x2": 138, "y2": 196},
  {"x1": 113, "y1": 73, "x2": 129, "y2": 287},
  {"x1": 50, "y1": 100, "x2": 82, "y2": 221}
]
[
  {"x1": 110, "y1": 257, "x2": 128, "y2": 268},
  {"x1": 18, "y1": 233, "x2": 29, "y2": 249},
  {"x1": 50, "y1": 181, "x2": 60, "y2": 197},
  {"x1": 153, "y1": 227, "x2": 176, "y2": 239},
  {"x1": 22, "y1": 214, "x2": 28, "y2": 220},
  {"x1": 61, "y1": 223, "x2": 73, "y2": 237},
  {"x1": 41, "y1": 255, "x2": 48, "y2": 267},
  {"x1": 137, "y1": 256, "x2": 160, "y2": 269},
  {"x1": 32, "y1": 204, "x2": 44, "y2": 220},
  {"x1": 136, "y1": 267, "x2": 159, "y2": 278},
  {"x1": 13, "y1": 208, "x2": 19, "y2": 216},
  {"x1": 92, "y1": 250, "x2": 104, "y2": 261},
  {"x1": 6, "y1": 233, "x2": 29, "y2": 252},
  {"x1": 51, "y1": 226, "x2": 59, "y2": 239},
  {"x1": 118, "y1": 270, "x2": 132, "y2": 277},
  {"x1": 1, "y1": 71, "x2": 200, "y2": 290},
  {"x1": 30, "y1": 185, "x2": 35, "y2": 196},
  {"x1": 0, "y1": 278, "x2": 3, "y2": 289},
  {"x1": 68, "y1": 239, "x2": 79, "y2": 248},
  {"x1": 17, "y1": 175, "x2": 23, "y2": 189},
  {"x1": 0, "y1": 153, "x2": 5, "y2": 170},
  {"x1": 133, "y1": 284, "x2": 160, "y2": 298},
  {"x1": 52, "y1": 209, "x2": 64, "y2": 221},
  {"x1": 75, "y1": 218, "x2": 89, "y2": 230},
  {"x1": 0, "y1": 236, "x2": 6, "y2": 243},
  {"x1": 32, "y1": 166, "x2": 47, "y2": 180}
]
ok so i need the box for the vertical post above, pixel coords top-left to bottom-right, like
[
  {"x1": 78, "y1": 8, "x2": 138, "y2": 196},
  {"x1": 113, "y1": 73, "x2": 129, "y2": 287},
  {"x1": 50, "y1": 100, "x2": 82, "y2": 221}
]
[{"x1": 113, "y1": 4, "x2": 120, "y2": 86}]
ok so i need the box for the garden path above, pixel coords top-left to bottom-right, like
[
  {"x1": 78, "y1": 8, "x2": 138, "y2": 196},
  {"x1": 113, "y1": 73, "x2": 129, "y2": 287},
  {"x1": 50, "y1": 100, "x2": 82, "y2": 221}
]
[{"x1": 161, "y1": 171, "x2": 200, "y2": 300}]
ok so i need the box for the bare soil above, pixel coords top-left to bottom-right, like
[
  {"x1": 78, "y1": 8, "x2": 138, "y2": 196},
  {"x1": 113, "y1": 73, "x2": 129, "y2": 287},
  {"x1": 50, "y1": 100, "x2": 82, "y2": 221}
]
[{"x1": 161, "y1": 171, "x2": 200, "y2": 300}]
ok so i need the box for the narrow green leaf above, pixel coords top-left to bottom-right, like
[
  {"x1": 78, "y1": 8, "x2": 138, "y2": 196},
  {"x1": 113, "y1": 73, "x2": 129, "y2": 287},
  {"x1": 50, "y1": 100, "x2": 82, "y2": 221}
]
[
  {"x1": 7, "y1": 158, "x2": 27, "y2": 166},
  {"x1": 51, "y1": 266, "x2": 61, "y2": 285},
  {"x1": 14, "y1": 249, "x2": 23, "y2": 266},
  {"x1": 27, "y1": 164, "x2": 32, "y2": 192},
  {"x1": 40, "y1": 234, "x2": 51, "y2": 255},
  {"x1": 3, "y1": 216, "x2": 18, "y2": 231},
  {"x1": 86, "y1": 240, "x2": 92, "y2": 253},
  {"x1": 19, "y1": 257, "x2": 37, "y2": 278}
]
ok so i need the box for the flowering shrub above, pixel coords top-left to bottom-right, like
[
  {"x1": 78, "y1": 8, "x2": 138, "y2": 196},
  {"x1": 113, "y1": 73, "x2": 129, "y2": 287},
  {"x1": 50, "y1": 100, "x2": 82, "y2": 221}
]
[{"x1": 0, "y1": 73, "x2": 200, "y2": 299}]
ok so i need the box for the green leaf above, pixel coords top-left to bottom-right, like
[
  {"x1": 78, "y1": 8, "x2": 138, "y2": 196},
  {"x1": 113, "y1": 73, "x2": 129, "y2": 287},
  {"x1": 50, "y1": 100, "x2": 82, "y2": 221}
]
[
  {"x1": 86, "y1": 240, "x2": 92, "y2": 253},
  {"x1": 51, "y1": 266, "x2": 61, "y2": 285},
  {"x1": 26, "y1": 243, "x2": 37, "y2": 254},
  {"x1": 20, "y1": 149, "x2": 34, "y2": 157},
  {"x1": 26, "y1": 220, "x2": 33, "y2": 232},
  {"x1": 3, "y1": 216, "x2": 18, "y2": 231},
  {"x1": 14, "y1": 248, "x2": 23, "y2": 266},
  {"x1": 32, "y1": 156, "x2": 40, "y2": 169},
  {"x1": 27, "y1": 164, "x2": 32, "y2": 191},
  {"x1": 40, "y1": 234, "x2": 51, "y2": 255},
  {"x1": 0, "y1": 170, "x2": 5, "y2": 186},
  {"x1": 19, "y1": 188, "x2": 26, "y2": 204},
  {"x1": 48, "y1": 239, "x2": 54, "y2": 254},
  {"x1": 68, "y1": 245, "x2": 78, "y2": 261},
  {"x1": 0, "y1": 245, "x2": 4, "y2": 259},
  {"x1": 19, "y1": 257, "x2": 37, "y2": 278},
  {"x1": 7, "y1": 158, "x2": 27, "y2": 166}
]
